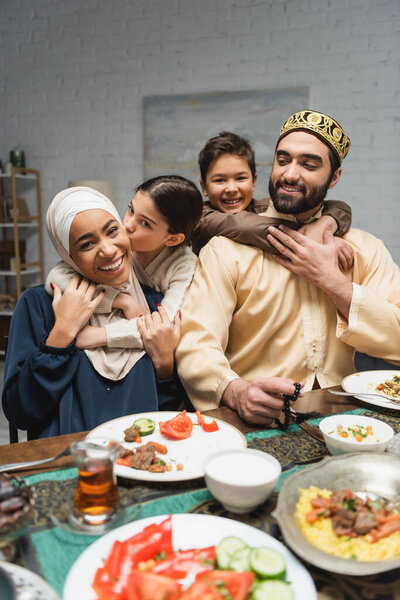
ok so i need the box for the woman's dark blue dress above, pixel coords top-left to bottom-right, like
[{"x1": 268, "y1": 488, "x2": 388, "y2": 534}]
[{"x1": 2, "y1": 285, "x2": 187, "y2": 439}]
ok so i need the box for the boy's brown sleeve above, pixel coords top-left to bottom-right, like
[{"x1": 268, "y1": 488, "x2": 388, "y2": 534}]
[
  {"x1": 322, "y1": 200, "x2": 352, "y2": 236},
  {"x1": 191, "y1": 205, "x2": 300, "y2": 255}
]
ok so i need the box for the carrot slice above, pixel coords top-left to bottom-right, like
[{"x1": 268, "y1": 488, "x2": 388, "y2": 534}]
[{"x1": 148, "y1": 441, "x2": 168, "y2": 454}]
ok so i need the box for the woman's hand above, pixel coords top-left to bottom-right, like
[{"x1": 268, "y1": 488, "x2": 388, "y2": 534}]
[
  {"x1": 137, "y1": 304, "x2": 181, "y2": 380},
  {"x1": 46, "y1": 275, "x2": 105, "y2": 348}
]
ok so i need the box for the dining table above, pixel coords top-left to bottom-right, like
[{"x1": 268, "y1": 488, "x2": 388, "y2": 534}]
[{"x1": 0, "y1": 385, "x2": 399, "y2": 600}]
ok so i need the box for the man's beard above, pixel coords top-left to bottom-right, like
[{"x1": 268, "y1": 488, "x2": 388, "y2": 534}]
[{"x1": 268, "y1": 176, "x2": 331, "y2": 215}]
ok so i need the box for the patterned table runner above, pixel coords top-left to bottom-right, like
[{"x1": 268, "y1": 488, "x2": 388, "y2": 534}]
[{"x1": 18, "y1": 407, "x2": 400, "y2": 599}]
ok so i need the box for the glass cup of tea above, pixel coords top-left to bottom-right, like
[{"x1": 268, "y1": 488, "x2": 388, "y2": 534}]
[{"x1": 70, "y1": 437, "x2": 120, "y2": 526}]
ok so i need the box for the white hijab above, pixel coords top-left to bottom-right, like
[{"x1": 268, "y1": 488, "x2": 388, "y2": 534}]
[{"x1": 46, "y1": 186, "x2": 149, "y2": 381}]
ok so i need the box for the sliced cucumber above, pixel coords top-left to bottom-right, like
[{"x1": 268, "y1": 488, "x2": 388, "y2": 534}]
[
  {"x1": 250, "y1": 547, "x2": 286, "y2": 580},
  {"x1": 230, "y1": 545, "x2": 252, "y2": 572},
  {"x1": 251, "y1": 580, "x2": 294, "y2": 600},
  {"x1": 133, "y1": 418, "x2": 156, "y2": 436},
  {"x1": 216, "y1": 536, "x2": 248, "y2": 569}
]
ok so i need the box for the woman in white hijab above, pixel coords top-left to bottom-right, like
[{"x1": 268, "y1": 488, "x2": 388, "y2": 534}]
[{"x1": 2, "y1": 188, "x2": 186, "y2": 439}]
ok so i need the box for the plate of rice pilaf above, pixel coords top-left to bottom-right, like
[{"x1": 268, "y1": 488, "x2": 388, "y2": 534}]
[
  {"x1": 273, "y1": 453, "x2": 400, "y2": 575},
  {"x1": 296, "y1": 486, "x2": 400, "y2": 561}
]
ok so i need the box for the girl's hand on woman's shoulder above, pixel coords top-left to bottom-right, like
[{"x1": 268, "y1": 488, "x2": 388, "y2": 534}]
[
  {"x1": 47, "y1": 275, "x2": 105, "y2": 347},
  {"x1": 137, "y1": 304, "x2": 181, "y2": 380}
]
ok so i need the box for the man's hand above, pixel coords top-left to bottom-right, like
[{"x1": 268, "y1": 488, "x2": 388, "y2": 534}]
[
  {"x1": 267, "y1": 223, "x2": 341, "y2": 286},
  {"x1": 298, "y1": 218, "x2": 353, "y2": 272},
  {"x1": 267, "y1": 223, "x2": 353, "y2": 319},
  {"x1": 76, "y1": 325, "x2": 107, "y2": 349},
  {"x1": 222, "y1": 377, "x2": 304, "y2": 425},
  {"x1": 113, "y1": 292, "x2": 148, "y2": 319}
]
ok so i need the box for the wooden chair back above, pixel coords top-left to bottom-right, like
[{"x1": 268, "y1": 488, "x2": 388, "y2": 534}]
[{"x1": 4, "y1": 335, "x2": 19, "y2": 443}]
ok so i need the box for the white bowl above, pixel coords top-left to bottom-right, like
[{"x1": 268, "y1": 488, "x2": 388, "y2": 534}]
[
  {"x1": 319, "y1": 414, "x2": 394, "y2": 455},
  {"x1": 204, "y1": 449, "x2": 281, "y2": 513}
]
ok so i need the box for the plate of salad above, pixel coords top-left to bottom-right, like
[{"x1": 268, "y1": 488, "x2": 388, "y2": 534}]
[
  {"x1": 86, "y1": 411, "x2": 247, "y2": 482},
  {"x1": 63, "y1": 513, "x2": 317, "y2": 600}
]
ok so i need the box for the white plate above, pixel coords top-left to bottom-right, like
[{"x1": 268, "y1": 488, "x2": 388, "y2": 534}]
[
  {"x1": 0, "y1": 561, "x2": 61, "y2": 600},
  {"x1": 87, "y1": 411, "x2": 247, "y2": 482},
  {"x1": 63, "y1": 513, "x2": 317, "y2": 600},
  {"x1": 342, "y1": 370, "x2": 400, "y2": 410}
]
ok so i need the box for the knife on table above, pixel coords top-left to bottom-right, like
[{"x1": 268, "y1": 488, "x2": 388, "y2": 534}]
[
  {"x1": 297, "y1": 421, "x2": 325, "y2": 442},
  {"x1": 288, "y1": 408, "x2": 326, "y2": 442}
]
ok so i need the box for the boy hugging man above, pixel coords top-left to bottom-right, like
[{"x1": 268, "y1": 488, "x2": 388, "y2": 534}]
[{"x1": 191, "y1": 131, "x2": 352, "y2": 268}]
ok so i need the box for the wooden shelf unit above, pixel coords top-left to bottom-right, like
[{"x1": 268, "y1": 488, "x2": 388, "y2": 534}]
[{"x1": 0, "y1": 167, "x2": 45, "y2": 299}]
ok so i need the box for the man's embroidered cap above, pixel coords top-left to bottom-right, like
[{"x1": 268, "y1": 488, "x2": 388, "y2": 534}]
[{"x1": 278, "y1": 110, "x2": 351, "y2": 163}]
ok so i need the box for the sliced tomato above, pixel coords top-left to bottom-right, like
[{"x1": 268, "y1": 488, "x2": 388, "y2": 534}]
[
  {"x1": 92, "y1": 566, "x2": 123, "y2": 600},
  {"x1": 151, "y1": 546, "x2": 216, "y2": 579},
  {"x1": 195, "y1": 411, "x2": 219, "y2": 432},
  {"x1": 159, "y1": 421, "x2": 171, "y2": 437},
  {"x1": 96, "y1": 516, "x2": 173, "y2": 600},
  {"x1": 121, "y1": 515, "x2": 173, "y2": 568},
  {"x1": 127, "y1": 571, "x2": 182, "y2": 600},
  {"x1": 199, "y1": 570, "x2": 255, "y2": 600},
  {"x1": 181, "y1": 580, "x2": 223, "y2": 600},
  {"x1": 92, "y1": 539, "x2": 129, "y2": 600},
  {"x1": 103, "y1": 540, "x2": 126, "y2": 579},
  {"x1": 159, "y1": 410, "x2": 194, "y2": 440}
]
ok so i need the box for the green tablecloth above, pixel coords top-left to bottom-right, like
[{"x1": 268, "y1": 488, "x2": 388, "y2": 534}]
[{"x1": 19, "y1": 407, "x2": 400, "y2": 599}]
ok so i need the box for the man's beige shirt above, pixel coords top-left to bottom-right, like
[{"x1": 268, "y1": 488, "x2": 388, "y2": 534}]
[{"x1": 176, "y1": 206, "x2": 400, "y2": 411}]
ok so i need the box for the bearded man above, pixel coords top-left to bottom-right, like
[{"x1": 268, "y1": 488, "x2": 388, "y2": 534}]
[{"x1": 175, "y1": 110, "x2": 400, "y2": 425}]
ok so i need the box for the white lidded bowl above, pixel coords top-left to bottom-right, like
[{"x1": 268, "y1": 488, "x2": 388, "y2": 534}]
[
  {"x1": 319, "y1": 414, "x2": 394, "y2": 455},
  {"x1": 204, "y1": 448, "x2": 281, "y2": 514}
]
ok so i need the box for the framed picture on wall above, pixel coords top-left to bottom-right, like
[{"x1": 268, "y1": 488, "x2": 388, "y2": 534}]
[{"x1": 143, "y1": 87, "x2": 309, "y2": 198}]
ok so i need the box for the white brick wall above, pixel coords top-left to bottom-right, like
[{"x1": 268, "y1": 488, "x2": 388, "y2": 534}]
[{"x1": 0, "y1": 0, "x2": 399, "y2": 270}]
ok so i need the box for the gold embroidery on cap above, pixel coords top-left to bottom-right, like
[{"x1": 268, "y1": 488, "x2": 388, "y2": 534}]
[{"x1": 279, "y1": 110, "x2": 351, "y2": 163}]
